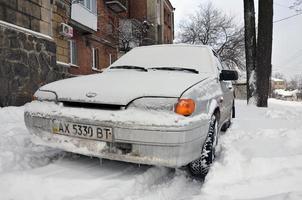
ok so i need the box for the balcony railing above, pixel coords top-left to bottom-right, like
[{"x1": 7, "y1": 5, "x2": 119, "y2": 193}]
[{"x1": 105, "y1": 0, "x2": 127, "y2": 13}]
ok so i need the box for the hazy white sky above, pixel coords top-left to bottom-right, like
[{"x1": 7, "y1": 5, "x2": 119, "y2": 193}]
[{"x1": 170, "y1": 0, "x2": 302, "y2": 79}]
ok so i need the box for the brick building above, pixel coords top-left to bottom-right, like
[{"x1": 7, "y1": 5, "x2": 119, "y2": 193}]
[
  {"x1": 68, "y1": 0, "x2": 174, "y2": 75},
  {"x1": 68, "y1": 0, "x2": 126, "y2": 75},
  {"x1": 128, "y1": 0, "x2": 174, "y2": 45},
  {"x1": 0, "y1": 0, "x2": 174, "y2": 76},
  {"x1": 0, "y1": 0, "x2": 174, "y2": 106}
]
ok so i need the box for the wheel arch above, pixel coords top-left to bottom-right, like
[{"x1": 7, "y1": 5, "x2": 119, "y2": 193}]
[{"x1": 207, "y1": 99, "x2": 220, "y2": 122}]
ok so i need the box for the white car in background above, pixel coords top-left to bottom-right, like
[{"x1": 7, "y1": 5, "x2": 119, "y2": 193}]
[{"x1": 24, "y1": 44, "x2": 238, "y2": 178}]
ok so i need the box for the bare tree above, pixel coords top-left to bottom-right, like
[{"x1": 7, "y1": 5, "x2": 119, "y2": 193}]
[
  {"x1": 178, "y1": 3, "x2": 245, "y2": 70},
  {"x1": 109, "y1": 18, "x2": 153, "y2": 52},
  {"x1": 273, "y1": 72, "x2": 286, "y2": 80},
  {"x1": 288, "y1": 75, "x2": 302, "y2": 90},
  {"x1": 290, "y1": 0, "x2": 302, "y2": 12}
]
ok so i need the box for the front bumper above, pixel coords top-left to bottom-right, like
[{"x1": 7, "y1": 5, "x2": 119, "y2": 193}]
[{"x1": 24, "y1": 101, "x2": 209, "y2": 168}]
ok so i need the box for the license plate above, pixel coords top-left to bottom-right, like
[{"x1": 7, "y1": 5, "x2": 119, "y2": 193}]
[{"x1": 52, "y1": 121, "x2": 113, "y2": 142}]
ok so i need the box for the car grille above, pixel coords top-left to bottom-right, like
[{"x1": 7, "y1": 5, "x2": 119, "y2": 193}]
[{"x1": 62, "y1": 101, "x2": 123, "y2": 110}]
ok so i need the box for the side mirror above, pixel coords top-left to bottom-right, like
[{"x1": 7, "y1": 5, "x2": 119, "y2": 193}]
[{"x1": 219, "y1": 70, "x2": 238, "y2": 81}]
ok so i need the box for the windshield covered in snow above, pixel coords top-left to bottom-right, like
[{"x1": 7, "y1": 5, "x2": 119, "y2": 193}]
[{"x1": 109, "y1": 45, "x2": 214, "y2": 74}]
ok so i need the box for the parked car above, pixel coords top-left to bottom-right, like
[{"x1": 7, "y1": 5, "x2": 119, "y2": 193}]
[{"x1": 24, "y1": 44, "x2": 238, "y2": 178}]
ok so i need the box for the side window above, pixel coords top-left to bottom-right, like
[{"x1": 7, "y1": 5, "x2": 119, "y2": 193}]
[
  {"x1": 216, "y1": 58, "x2": 223, "y2": 71},
  {"x1": 212, "y1": 50, "x2": 226, "y2": 71},
  {"x1": 69, "y1": 40, "x2": 77, "y2": 65},
  {"x1": 91, "y1": 47, "x2": 99, "y2": 69}
]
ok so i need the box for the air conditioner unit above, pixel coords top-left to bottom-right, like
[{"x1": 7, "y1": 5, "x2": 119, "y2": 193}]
[{"x1": 60, "y1": 23, "x2": 73, "y2": 38}]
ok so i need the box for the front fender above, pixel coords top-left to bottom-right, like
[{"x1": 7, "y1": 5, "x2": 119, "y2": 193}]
[{"x1": 180, "y1": 77, "x2": 222, "y2": 119}]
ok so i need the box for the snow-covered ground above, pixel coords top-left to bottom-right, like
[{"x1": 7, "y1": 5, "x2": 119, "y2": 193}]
[{"x1": 0, "y1": 99, "x2": 302, "y2": 200}]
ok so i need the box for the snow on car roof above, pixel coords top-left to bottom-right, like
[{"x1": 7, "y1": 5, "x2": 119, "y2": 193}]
[{"x1": 110, "y1": 44, "x2": 215, "y2": 73}]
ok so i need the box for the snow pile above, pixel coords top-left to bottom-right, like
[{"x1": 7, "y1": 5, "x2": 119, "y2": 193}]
[
  {"x1": 0, "y1": 107, "x2": 62, "y2": 173},
  {"x1": 0, "y1": 99, "x2": 302, "y2": 200},
  {"x1": 200, "y1": 99, "x2": 302, "y2": 200}
]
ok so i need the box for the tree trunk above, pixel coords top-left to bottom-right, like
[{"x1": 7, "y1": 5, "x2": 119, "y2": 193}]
[
  {"x1": 243, "y1": 0, "x2": 257, "y2": 104},
  {"x1": 256, "y1": 0, "x2": 274, "y2": 107}
]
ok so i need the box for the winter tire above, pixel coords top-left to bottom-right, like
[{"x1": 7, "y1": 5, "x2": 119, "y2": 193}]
[{"x1": 188, "y1": 114, "x2": 218, "y2": 179}]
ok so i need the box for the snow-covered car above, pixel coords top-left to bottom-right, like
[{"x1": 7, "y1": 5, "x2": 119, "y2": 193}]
[{"x1": 24, "y1": 44, "x2": 238, "y2": 178}]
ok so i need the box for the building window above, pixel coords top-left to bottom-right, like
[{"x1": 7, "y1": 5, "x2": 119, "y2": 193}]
[
  {"x1": 69, "y1": 40, "x2": 77, "y2": 65},
  {"x1": 91, "y1": 47, "x2": 99, "y2": 69},
  {"x1": 79, "y1": 0, "x2": 97, "y2": 14},
  {"x1": 107, "y1": 18, "x2": 114, "y2": 34}
]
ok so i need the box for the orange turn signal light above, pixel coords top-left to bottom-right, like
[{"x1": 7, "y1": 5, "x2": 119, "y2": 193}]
[{"x1": 175, "y1": 99, "x2": 195, "y2": 116}]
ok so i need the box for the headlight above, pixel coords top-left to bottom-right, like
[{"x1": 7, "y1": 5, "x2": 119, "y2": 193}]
[
  {"x1": 33, "y1": 90, "x2": 58, "y2": 102},
  {"x1": 128, "y1": 97, "x2": 178, "y2": 112}
]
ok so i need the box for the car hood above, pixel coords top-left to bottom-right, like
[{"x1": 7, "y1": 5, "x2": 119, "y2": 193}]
[{"x1": 39, "y1": 70, "x2": 210, "y2": 105}]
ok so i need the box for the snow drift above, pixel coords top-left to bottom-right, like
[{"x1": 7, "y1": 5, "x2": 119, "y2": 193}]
[{"x1": 0, "y1": 99, "x2": 302, "y2": 200}]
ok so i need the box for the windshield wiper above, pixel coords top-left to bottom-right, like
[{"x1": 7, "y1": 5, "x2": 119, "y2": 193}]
[
  {"x1": 150, "y1": 67, "x2": 199, "y2": 74},
  {"x1": 110, "y1": 65, "x2": 148, "y2": 72}
]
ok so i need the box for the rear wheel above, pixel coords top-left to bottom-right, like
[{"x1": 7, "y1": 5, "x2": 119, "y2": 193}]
[{"x1": 188, "y1": 114, "x2": 218, "y2": 179}]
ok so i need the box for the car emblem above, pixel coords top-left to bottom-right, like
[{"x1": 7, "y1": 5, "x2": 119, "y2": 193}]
[{"x1": 86, "y1": 92, "x2": 97, "y2": 98}]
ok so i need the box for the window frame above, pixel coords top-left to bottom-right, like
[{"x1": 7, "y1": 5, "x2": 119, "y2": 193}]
[
  {"x1": 69, "y1": 40, "x2": 77, "y2": 66},
  {"x1": 91, "y1": 47, "x2": 99, "y2": 69},
  {"x1": 79, "y1": 0, "x2": 97, "y2": 14}
]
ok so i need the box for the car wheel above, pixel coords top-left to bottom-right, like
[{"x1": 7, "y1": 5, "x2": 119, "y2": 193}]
[{"x1": 188, "y1": 114, "x2": 218, "y2": 179}]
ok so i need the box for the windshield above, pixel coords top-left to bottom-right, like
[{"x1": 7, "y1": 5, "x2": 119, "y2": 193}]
[{"x1": 110, "y1": 45, "x2": 214, "y2": 74}]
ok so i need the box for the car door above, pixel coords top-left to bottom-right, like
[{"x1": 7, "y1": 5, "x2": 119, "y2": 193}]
[{"x1": 213, "y1": 53, "x2": 234, "y2": 123}]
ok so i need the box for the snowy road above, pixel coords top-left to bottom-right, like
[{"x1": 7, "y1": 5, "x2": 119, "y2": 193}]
[{"x1": 0, "y1": 100, "x2": 302, "y2": 200}]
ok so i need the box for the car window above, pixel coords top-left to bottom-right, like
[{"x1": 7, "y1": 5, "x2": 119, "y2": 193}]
[
  {"x1": 212, "y1": 50, "x2": 228, "y2": 71},
  {"x1": 212, "y1": 54, "x2": 222, "y2": 72}
]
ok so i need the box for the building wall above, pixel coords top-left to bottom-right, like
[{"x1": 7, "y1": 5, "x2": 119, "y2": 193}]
[
  {"x1": 130, "y1": 0, "x2": 174, "y2": 45},
  {"x1": 0, "y1": 0, "x2": 71, "y2": 64},
  {"x1": 128, "y1": 0, "x2": 147, "y2": 21},
  {"x1": 0, "y1": 22, "x2": 69, "y2": 106},
  {"x1": 0, "y1": 0, "x2": 42, "y2": 32},
  {"x1": 147, "y1": 0, "x2": 159, "y2": 44},
  {"x1": 68, "y1": 0, "x2": 120, "y2": 75},
  {"x1": 0, "y1": 0, "x2": 72, "y2": 106},
  {"x1": 51, "y1": 0, "x2": 71, "y2": 64},
  {"x1": 163, "y1": 0, "x2": 174, "y2": 43},
  {"x1": 271, "y1": 80, "x2": 286, "y2": 90}
]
